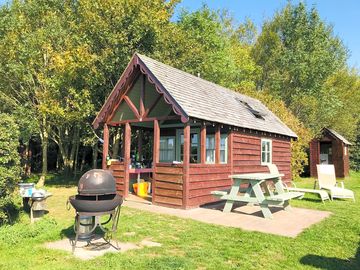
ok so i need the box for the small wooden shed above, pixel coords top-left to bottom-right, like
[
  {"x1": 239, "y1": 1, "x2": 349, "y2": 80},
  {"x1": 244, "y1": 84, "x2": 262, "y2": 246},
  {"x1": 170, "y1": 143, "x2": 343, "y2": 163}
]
[
  {"x1": 92, "y1": 53, "x2": 297, "y2": 209},
  {"x1": 310, "y1": 128, "x2": 351, "y2": 178}
]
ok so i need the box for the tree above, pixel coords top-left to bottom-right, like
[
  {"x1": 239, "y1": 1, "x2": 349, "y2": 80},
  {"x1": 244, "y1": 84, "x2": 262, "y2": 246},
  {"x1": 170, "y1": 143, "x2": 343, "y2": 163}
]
[
  {"x1": 0, "y1": 0, "x2": 93, "y2": 183},
  {"x1": 252, "y1": 2, "x2": 348, "y2": 133},
  {"x1": 0, "y1": 114, "x2": 21, "y2": 224},
  {"x1": 239, "y1": 88, "x2": 313, "y2": 178},
  {"x1": 321, "y1": 69, "x2": 360, "y2": 140},
  {"x1": 154, "y1": 6, "x2": 260, "y2": 89}
]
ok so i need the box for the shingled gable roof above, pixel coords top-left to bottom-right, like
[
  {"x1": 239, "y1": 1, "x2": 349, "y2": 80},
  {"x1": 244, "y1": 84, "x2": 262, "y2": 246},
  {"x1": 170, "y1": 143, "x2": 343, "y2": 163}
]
[
  {"x1": 93, "y1": 53, "x2": 297, "y2": 138},
  {"x1": 324, "y1": 128, "x2": 352, "y2": 145}
]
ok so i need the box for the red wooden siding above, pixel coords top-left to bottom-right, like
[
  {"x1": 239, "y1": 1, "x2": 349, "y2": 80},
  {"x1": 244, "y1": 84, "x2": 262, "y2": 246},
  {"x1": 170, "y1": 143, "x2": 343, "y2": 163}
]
[
  {"x1": 187, "y1": 164, "x2": 232, "y2": 207},
  {"x1": 107, "y1": 161, "x2": 126, "y2": 196},
  {"x1": 232, "y1": 132, "x2": 292, "y2": 182},
  {"x1": 309, "y1": 140, "x2": 320, "y2": 177},
  {"x1": 153, "y1": 164, "x2": 184, "y2": 207},
  {"x1": 309, "y1": 132, "x2": 350, "y2": 178}
]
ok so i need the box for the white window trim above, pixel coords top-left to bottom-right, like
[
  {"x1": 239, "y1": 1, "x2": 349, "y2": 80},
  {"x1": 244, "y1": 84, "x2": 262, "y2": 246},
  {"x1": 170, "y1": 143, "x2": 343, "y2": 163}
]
[
  {"x1": 261, "y1": 138, "x2": 272, "y2": 165},
  {"x1": 344, "y1": 146, "x2": 348, "y2": 156},
  {"x1": 159, "y1": 136, "x2": 176, "y2": 163},
  {"x1": 220, "y1": 134, "x2": 228, "y2": 164},
  {"x1": 205, "y1": 134, "x2": 215, "y2": 164}
]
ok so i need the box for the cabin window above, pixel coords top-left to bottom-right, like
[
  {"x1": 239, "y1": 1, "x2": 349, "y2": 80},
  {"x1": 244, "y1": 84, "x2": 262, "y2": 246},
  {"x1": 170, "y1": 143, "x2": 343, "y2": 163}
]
[
  {"x1": 206, "y1": 135, "x2": 215, "y2": 163},
  {"x1": 160, "y1": 136, "x2": 175, "y2": 162},
  {"x1": 220, "y1": 134, "x2": 228, "y2": 163},
  {"x1": 261, "y1": 139, "x2": 272, "y2": 164},
  {"x1": 176, "y1": 129, "x2": 200, "y2": 163}
]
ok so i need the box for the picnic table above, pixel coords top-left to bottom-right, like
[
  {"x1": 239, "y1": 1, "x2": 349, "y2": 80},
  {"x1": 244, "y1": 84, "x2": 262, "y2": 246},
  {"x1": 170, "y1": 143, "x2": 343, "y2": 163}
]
[{"x1": 211, "y1": 173, "x2": 304, "y2": 219}]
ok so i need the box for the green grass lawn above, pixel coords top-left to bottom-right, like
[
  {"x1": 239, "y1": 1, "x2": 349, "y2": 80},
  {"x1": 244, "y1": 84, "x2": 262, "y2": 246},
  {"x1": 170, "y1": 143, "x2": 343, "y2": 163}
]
[{"x1": 1, "y1": 173, "x2": 359, "y2": 270}]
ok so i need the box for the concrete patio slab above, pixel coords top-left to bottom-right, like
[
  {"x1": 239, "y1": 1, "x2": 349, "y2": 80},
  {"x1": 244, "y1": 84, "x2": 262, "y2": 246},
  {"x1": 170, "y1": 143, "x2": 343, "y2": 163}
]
[
  {"x1": 124, "y1": 201, "x2": 331, "y2": 237},
  {"x1": 45, "y1": 235, "x2": 161, "y2": 260}
]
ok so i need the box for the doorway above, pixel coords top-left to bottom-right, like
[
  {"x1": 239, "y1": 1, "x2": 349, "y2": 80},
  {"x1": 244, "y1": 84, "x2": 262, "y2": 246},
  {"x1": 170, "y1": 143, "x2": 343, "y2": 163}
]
[{"x1": 320, "y1": 142, "x2": 332, "y2": 164}]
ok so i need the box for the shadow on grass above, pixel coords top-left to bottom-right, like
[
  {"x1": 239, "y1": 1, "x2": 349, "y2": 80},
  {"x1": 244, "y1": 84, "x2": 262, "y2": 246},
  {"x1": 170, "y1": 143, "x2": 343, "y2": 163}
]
[
  {"x1": 60, "y1": 223, "x2": 106, "y2": 240},
  {"x1": 300, "y1": 241, "x2": 360, "y2": 270},
  {"x1": 24, "y1": 173, "x2": 79, "y2": 187},
  {"x1": 60, "y1": 224, "x2": 75, "y2": 239},
  {"x1": 45, "y1": 173, "x2": 78, "y2": 187}
]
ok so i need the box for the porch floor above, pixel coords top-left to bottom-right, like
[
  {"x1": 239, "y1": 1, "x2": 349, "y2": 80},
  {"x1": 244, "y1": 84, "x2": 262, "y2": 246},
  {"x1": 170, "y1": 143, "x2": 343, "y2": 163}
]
[{"x1": 123, "y1": 200, "x2": 331, "y2": 237}]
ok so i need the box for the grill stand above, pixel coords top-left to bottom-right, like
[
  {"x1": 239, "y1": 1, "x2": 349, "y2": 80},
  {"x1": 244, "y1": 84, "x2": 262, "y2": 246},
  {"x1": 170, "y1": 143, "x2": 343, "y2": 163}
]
[{"x1": 71, "y1": 207, "x2": 121, "y2": 253}]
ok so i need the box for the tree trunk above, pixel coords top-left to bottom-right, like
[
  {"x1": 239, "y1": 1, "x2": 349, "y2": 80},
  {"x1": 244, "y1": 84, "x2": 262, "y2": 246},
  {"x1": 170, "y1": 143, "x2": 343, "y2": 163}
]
[
  {"x1": 92, "y1": 142, "x2": 98, "y2": 169},
  {"x1": 25, "y1": 141, "x2": 32, "y2": 176},
  {"x1": 38, "y1": 118, "x2": 48, "y2": 187},
  {"x1": 73, "y1": 139, "x2": 80, "y2": 176},
  {"x1": 80, "y1": 147, "x2": 87, "y2": 172},
  {"x1": 68, "y1": 126, "x2": 79, "y2": 174}
]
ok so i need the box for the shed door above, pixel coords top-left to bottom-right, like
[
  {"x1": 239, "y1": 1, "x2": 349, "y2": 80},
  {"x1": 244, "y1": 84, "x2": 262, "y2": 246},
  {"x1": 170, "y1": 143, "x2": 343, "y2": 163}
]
[{"x1": 320, "y1": 142, "x2": 332, "y2": 164}]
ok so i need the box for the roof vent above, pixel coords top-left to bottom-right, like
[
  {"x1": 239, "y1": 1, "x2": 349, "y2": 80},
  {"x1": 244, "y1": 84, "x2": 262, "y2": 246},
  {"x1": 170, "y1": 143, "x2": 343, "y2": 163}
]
[{"x1": 235, "y1": 97, "x2": 266, "y2": 120}]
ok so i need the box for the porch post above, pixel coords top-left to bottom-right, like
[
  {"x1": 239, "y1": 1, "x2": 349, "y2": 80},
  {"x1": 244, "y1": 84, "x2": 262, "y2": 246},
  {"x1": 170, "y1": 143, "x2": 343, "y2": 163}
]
[
  {"x1": 124, "y1": 122, "x2": 131, "y2": 197},
  {"x1": 215, "y1": 124, "x2": 221, "y2": 164},
  {"x1": 152, "y1": 119, "x2": 160, "y2": 203},
  {"x1": 200, "y1": 124, "x2": 206, "y2": 164},
  {"x1": 183, "y1": 122, "x2": 190, "y2": 208},
  {"x1": 102, "y1": 123, "x2": 109, "y2": 169}
]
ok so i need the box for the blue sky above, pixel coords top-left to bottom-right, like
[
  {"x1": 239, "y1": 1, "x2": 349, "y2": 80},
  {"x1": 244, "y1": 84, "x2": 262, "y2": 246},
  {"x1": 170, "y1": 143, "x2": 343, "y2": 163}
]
[
  {"x1": 174, "y1": 0, "x2": 360, "y2": 68},
  {"x1": 0, "y1": 0, "x2": 358, "y2": 67}
]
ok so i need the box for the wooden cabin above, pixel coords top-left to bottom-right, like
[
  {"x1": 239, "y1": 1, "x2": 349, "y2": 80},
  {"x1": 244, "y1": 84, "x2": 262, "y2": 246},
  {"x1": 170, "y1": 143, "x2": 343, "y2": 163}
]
[
  {"x1": 310, "y1": 128, "x2": 351, "y2": 178},
  {"x1": 92, "y1": 53, "x2": 297, "y2": 209}
]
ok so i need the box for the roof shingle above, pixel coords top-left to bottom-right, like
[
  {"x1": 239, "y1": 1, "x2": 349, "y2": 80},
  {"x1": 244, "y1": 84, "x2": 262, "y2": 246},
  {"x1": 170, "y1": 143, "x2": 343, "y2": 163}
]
[{"x1": 137, "y1": 53, "x2": 297, "y2": 138}]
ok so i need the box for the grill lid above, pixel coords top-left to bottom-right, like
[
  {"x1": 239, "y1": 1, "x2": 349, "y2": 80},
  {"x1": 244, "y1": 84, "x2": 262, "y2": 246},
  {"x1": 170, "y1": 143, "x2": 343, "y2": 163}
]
[{"x1": 78, "y1": 169, "x2": 116, "y2": 195}]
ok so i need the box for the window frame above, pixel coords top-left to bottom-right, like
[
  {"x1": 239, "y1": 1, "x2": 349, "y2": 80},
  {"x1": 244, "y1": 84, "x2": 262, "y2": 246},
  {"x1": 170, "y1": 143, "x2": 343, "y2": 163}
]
[
  {"x1": 205, "y1": 134, "x2": 216, "y2": 164},
  {"x1": 220, "y1": 134, "x2": 228, "y2": 164},
  {"x1": 261, "y1": 138, "x2": 272, "y2": 165},
  {"x1": 159, "y1": 136, "x2": 176, "y2": 163},
  {"x1": 175, "y1": 128, "x2": 200, "y2": 163}
]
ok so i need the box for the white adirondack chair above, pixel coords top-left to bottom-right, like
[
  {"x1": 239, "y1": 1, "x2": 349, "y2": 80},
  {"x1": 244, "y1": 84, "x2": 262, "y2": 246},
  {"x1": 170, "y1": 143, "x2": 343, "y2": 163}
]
[{"x1": 316, "y1": 164, "x2": 355, "y2": 201}]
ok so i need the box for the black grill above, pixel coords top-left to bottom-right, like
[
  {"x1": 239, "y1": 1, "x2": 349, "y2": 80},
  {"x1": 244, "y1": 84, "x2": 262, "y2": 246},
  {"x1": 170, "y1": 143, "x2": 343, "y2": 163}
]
[{"x1": 69, "y1": 169, "x2": 123, "y2": 213}]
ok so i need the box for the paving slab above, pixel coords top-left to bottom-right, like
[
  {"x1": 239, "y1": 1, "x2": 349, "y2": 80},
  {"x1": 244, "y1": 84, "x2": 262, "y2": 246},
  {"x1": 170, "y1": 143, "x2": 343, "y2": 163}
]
[
  {"x1": 45, "y1": 236, "x2": 140, "y2": 260},
  {"x1": 124, "y1": 200, "x2": 331, "y2": 237}
]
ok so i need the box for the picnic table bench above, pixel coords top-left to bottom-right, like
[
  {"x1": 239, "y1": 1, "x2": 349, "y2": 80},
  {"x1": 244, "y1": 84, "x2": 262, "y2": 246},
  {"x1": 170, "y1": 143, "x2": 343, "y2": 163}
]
[{"x1": 211, "y1": 173, "x2": 304, "y2": 219}]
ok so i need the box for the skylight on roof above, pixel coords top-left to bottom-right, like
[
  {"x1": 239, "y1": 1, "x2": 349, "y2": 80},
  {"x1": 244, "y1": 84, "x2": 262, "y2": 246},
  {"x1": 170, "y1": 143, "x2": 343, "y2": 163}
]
[{"x1": 235, "y1": 97, "x2": 266, "y2": 120}]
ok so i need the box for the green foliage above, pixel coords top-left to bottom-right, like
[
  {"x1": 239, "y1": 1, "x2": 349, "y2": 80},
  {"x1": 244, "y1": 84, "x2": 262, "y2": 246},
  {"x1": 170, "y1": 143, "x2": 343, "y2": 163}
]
[
  {"x1": 240, "y1": 88, "x2": 313, "y2": 178},
  {"x1": 321, "y1": 69, "x2": 360, "y2": 141},
  {"x1": 154, "y1": 5, "x2": 260, "y2": 89},
  {"x1": 253, "y1": 2, "x2": 349, "y2": 134},
  {"x1": 0, "y1": 113, "x2": 21, "y2": 224},
  {"x1": 350, "y1": 124, "x2": 360, "y2": 171}
]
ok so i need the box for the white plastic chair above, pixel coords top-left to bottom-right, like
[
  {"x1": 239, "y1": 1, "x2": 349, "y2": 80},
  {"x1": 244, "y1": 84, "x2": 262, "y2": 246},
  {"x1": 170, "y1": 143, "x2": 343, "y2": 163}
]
[{"x1": 316, "y1": 164, "x2": 355, "y2": 201}]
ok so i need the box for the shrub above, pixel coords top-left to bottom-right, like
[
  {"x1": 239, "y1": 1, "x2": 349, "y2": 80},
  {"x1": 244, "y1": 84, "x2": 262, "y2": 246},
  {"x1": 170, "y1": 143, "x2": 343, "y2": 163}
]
[{"x1": 0, "y1": 113, "x2": 21, "y2": 224}]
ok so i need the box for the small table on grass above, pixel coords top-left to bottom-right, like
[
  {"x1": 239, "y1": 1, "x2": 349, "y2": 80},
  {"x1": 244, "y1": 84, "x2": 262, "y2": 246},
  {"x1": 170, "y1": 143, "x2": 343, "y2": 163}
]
[{"x1": 211, "y1": 173, "x2": 304, "y2": 219}]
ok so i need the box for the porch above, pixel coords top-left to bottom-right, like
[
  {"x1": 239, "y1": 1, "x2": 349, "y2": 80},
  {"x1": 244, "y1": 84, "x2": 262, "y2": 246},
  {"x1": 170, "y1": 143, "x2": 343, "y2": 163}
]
[{"x1": 99, "y1": 69, "x2": 233, "y2": 208}]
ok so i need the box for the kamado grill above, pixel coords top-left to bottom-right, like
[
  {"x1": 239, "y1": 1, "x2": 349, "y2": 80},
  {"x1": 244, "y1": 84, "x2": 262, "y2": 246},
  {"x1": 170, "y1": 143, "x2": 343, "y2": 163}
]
[{"x1": 68, "y1": 169, "x2": 123, "y2": 251}]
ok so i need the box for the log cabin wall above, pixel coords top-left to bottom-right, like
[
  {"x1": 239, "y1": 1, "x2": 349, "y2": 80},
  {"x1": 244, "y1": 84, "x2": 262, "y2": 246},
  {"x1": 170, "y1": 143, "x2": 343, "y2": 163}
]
[
  {"x1": 107, "y1": 160, "x2": 126, "y2": 196},
  {"x1": 232, "y1": 131, "x2": 292, "y2": 182},
  {"x1": 153, "y1": 163, "x2": 184, "y2": 208},
  {"x1": 332, "y1": 139, "x2": 347, "y2": 178}
]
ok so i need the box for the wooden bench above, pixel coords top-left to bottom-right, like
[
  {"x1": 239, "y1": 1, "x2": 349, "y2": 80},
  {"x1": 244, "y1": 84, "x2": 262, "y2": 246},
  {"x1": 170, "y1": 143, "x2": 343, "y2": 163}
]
[{"x1": 211, "y1": 190, "x2": 304, "y2": 205}]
